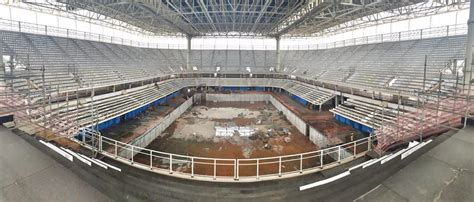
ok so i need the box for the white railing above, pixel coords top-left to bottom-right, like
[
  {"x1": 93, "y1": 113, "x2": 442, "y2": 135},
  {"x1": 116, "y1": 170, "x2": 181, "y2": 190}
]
[
  {"x1": 0, "y1": 18, "x2": 467, "y2": 50},
  {"x1": 78, "y1": 131, "x2": 374, "y2": 182}
]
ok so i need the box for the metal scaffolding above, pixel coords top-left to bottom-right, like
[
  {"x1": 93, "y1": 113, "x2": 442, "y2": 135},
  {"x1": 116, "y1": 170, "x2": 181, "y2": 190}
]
[{"x1": 0, "y1": 55, "x2": 99, "y2": 141}]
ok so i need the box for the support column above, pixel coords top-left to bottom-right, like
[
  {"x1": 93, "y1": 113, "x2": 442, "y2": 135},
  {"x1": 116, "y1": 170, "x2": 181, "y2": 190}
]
[
  {"x1": 276, "y1": 36, "x2": 281, "y2": 72},
  {"x1": 186, "y1": 35, "x2": 192, "y2": 71},
  {"x1": 464, "y1": 3, "x2": 474, "y2": 87}
]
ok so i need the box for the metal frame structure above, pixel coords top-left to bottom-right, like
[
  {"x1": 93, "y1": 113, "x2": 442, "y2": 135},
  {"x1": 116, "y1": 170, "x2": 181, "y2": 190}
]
[
  {"x1": 283, "y1": 0, "x2": 469, "y2": 37},
  {"x1": 0, "y1": 17, "x2": 468, "y2": 51},
  {"x1": 0, "y1": 0, "x2": 472, "y2": 183},
  {"x1": 19, "y1": 0, "x2": 467, "y2": 37}
]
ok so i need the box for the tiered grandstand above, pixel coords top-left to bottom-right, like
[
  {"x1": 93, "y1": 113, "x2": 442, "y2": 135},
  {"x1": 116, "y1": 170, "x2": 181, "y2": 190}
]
[{"x1": 0, "y1": 0, "x2": 472, "y2": 200}]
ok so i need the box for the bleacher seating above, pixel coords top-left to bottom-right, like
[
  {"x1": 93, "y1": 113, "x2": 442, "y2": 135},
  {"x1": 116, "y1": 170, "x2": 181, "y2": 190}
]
[
  {"x1": 1, "y1": 30, "x2": 466, "y2": 95},
  {"x1": 1, "y1": 29, "x2": 469, "y2": 151}
]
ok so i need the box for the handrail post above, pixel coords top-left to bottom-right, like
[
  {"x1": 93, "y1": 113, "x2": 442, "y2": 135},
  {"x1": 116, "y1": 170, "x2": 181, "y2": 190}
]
[
  {"x1": 320, "y1": 150, "x2": 324, "y2": 168},
  {"x1": 256, "y1": 159, "x2": 260, "y2": 180},
  {"x1": 300, "y1": 154, "x2": 303, "y2": 173},
  {"x1": 338, "y1": 145, "x2": 341, "y2": 162},
  {"x1": 191, "y1": 157, "x2": 194, "y2": 178},
  {"x1": 368, "y1": 136, "x2": 372, "y2": 151},
  {"x1": 98, "y1": 135, "x2": 103, "y2": 152},
  {"x1": 213, "y1": 159, "x2": 217, "y2": 180},
  {"x1": 353, "y1": 141, "x2": 357, "y2": 158},
  {"x1": 234, "y1": 159, "x2": 239, "y2": 180},
  {"x1": 149, "y1": 150, "x2": 153, "y2": 169},
  {"x1": 278, "y1": 156, "x2": 282, "y2": 177},
  {"x1": 169, "y1": 154, "x2": 173, "y2": 174},
  {"x1": 114, "y1": 141, "x2": 117, "y2": 158},
  {"x1": 131, "y1": 146, "x2": 134, "y2": 164}
]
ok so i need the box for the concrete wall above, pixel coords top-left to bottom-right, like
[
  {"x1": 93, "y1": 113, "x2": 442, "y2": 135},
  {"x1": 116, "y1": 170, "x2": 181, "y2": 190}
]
[
  {"x1": 309, "y1": 127, "x2": 330, "y2": 148},
  {"x1": 268, "y1": 96, "x2": 307, "y2": 136},
  {"x1": 121, "y1": 93, "x2": 351, "y2": 160},
  {"x1": 120, "y1": 96, "x2": 194, "y2": 158}
]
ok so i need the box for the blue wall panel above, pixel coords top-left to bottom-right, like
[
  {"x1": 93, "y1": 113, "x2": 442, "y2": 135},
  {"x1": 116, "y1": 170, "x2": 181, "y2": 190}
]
[
  {"x1": 96, "y1": 117, "x2": 121, "y2": 131},
  {"x1": 95, "y1": 91, "x2": 182, "y2": 131},
  {"x1": 335, "y1": 115, "x2": 373, "y2": 134},
  {"x1": 291, "y1": 94, "x2": 308, "y2": 106}
]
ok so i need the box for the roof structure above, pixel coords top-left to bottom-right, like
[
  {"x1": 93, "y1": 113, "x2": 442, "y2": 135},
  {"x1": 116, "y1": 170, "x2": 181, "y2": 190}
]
[{"x1": 22, "y1": 0, "x2": 466, "y2": 37}]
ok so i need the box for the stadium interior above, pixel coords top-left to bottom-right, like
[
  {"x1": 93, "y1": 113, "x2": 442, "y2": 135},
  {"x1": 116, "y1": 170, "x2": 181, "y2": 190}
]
[{"x1": 0, "y1": 0, "x2": 473, "y2": 201}]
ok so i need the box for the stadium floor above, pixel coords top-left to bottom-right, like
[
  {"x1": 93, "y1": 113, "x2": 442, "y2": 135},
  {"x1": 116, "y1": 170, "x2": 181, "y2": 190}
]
[{"x1": 0, "y1": 125, "x2": 472, "y2": 201}]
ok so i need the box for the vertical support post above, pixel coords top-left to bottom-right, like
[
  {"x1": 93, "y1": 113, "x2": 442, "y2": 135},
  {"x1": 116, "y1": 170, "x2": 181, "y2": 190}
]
[
  {"x1": 465, "y1": 3, "x2": 474, "y2": 88},
  {"x1": 213, "y1": 159, "x2": 217, "y2": 180},
  {"x1": 169, "y1": 154, "x2": 173, "y2": 174},
  {"x1": 98, "y1": 135, "x2": 103, "y2": 152},
  {"x1": 114, "y1": 141, "x2": 117, "y2": 158},
  {"x1": 300, "y1": 154, "x2": 303, "y2": 173},
  {"x1": 320, "y1": 150, "x2": 324, "y2": 168},
  {"x1": 436, "y1": 72, "x2": 442, "y2": 125},
  {"x1": 186, "y1": 35, "x2": 192, "y2": 71},
  {"x1": 276, "y1": 36, "x2": 281, "y2": 72},
  {"x1": 131, "y1": 146, "x2": 134, "y2": 164},
  {"x1": 191, "y1": 157, "x2": 194, "y2": 177},
  {"x1": 149, "y1": 150, "x2": 153, "y2": 169},
  {"x1": 368, "y1": 136, "x2": 372, "y2": 151},
  {"x1": 278, "y1": 156, "x2": 282, "y2": 177},
  {"x1": 353, "y1": 141, "x2": 357, "y2": 157},
  {"x1": 256, "y1": 159, "x2": 260, "y2": 179},
  {"x1": 338, "y1": 146, "x2": 341, "y2": 162},
  {"x1": 423, "y1": 55, "x2": 428, "y2": 91},
  {"x1": 235, "y1": 159, "x2": 239, "y2": 180}
]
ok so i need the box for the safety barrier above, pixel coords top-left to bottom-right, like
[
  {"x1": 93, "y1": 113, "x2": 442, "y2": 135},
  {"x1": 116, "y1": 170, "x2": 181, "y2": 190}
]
[
  {"x1": 78, "y1": 131, "x2": 374, "y2": 182},
  {"x1": 75, "y1": 92, "x2": 374, "y2": 182}
]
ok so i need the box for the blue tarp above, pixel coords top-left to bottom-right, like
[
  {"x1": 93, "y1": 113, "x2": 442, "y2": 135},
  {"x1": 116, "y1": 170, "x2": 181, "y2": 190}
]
[
  {"x1": 96, "y1": 117, "x2": 121, "y2": 132},
  {"x1": 240, "y1": 87, "x2": 251, "y2": 91},
  {"x1": 255, "y1": 87, "x2": 265, "y2": 91},
  {"x1": 335, "y1": 114, "x2": 373, "y2": 134},
  {"x1": 94, "y1": 91, "x2": 181, "y2": 131},
  {"x1": 291, "y1": 94, "x2": 308, "y2": 106},
  {"x1": 124, "y1": 104, "x2": 150, "y2": 120},
  {"x1": 223, "y1": 86, "x2": 240, "y2": 91}
]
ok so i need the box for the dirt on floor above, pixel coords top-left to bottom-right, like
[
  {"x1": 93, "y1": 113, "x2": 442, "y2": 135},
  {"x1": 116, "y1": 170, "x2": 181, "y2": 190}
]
[
  {"x1": 271, "y1": 93, "x2": 365, "y2": 145},
  {"x1": 147, "y1": 101, "x2": 318, "y2": 159},
  {"x1": 100, "y1": 96, "x2": 187, "y2": 145},
  {"x1": 102, "y1": 91, "x2": 364, "y2": 177},
  {"x1": 134, "y1": 101, "x2": 322, "y2": 177}
]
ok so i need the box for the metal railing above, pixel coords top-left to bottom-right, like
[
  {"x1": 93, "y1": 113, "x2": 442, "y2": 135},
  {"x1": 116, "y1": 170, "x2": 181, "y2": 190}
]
[
  {"x1": 77, "y1": 131, "x2": 374, "y2": 182},
  {"x1": 0, "y1": 18, "x2": 467, "y2": 50}
]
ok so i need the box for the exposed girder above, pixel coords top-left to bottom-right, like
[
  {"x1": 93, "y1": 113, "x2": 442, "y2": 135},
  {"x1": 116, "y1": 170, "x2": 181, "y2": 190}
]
[
  {"x1": 20, "y1": 0, "x2": 469, "y2": 37},
  {"x1": 275, "y1": 0, "x2": 425, "y2": 37}
]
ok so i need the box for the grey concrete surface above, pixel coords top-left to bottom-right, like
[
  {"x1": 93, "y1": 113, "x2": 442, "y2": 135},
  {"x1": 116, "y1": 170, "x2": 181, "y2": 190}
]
[
  {"x1": 0, "y1": 128, "x2": 111, "y2": 202},
  {"x1": 1, "y1": 125, "x2": 472, "y2": 202},
  {"x1": 355, "y1": 126, "x2": 474, "y2": 202}
]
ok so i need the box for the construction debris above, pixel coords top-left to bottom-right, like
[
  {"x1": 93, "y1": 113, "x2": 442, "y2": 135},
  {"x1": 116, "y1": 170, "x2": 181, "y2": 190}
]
[{"x1": 264, "y1": 144, "x2": 272, "y2": 150}]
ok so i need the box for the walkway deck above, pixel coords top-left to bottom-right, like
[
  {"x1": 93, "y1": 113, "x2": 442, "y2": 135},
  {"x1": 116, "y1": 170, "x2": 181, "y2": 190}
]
[
  {"x1": 0, "y1": 128, "x2": 111, "y2": 202},
  {"x1": 0, "y1": 125, "x2": 472, "y2": 201},
  {"x1": 356, "y1": 125, "x2": 474, "y2": 202}
]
